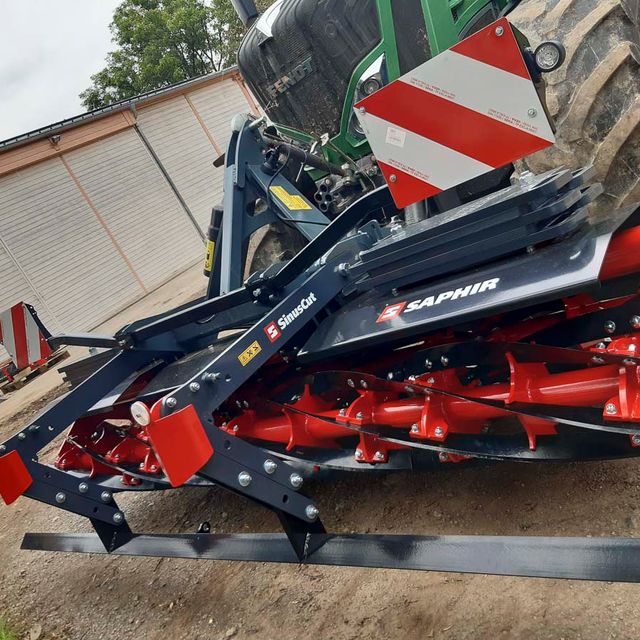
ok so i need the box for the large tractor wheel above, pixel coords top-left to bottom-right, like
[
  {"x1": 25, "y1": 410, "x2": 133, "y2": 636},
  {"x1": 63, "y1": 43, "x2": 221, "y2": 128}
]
[
  {"x1": 510, "y1": 0, "x2": 640, "y2": 216},
  {"x1": 246, "y1": 222, "x2": 307, "y2": 278}
]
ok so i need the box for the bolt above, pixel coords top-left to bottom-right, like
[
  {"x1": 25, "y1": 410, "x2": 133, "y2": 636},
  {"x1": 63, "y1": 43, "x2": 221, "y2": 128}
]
[
  {"x1": 425, "y1": 359, "x2": 433, "y2": 370},
  {"x1": 387, "y1": 372, "x2": 395, "y2": 380},
  {"x1": 113, "y1": 512, "x2": 125, "y2": 525},
  {"x1": 165, "y1": 397, "x2": 178, "y2": 409},
  {"x1": 78, "y1": 482, "x2": 89, "y2": 494},
  {"x1": 526, "y1": 245, "x2": 535, "y2": 255},
  {"x1": 392, "y1": 288, "x2": 399, "y2": 296},
  {"x1": 29, "y1": 424, "x2": 40, "y2": 433},
  {"x1": 238, "y1": 471, "x2": 252, "y2": 487},
  {"x1": 55, "y1": 492, "x2": 66, "y2": 504},
  {"x1": 18, "y1": 432, "x2": 26, "y2": 440},
  {"x1": 355, "y1": 412, "x2": 365, "y2": 420},
  {"x1": 339, "y1": 408, "x2": 347, "y2": 417},
  {"x1": 253, "y1": 288, "x2": 262, "y2": 298},
  {"x1": 633, "y1": 435, "x2": 640, "y2": 446},
  {"x1": 290, "y1": 473, "x2": 304, "y2": 489},
  {"x1": 374, "y1": 451, "x2": 385, "y2": 461},
  {"x1": 233, "y1": 425, "x2": 240, "y2": 433},
  {"x1": 390, "y1": 174, "x2": 397, "y2": 183},
  {"x1": 439, "y1": 452, "x2": 449, "y2": 463},
  {"x1": 338, "y1": 263, "x2": 350, "y2": 277},
  {"x1": 528, "y1": 108, "x2": 538, "y2": 118},
  {"x1": 605, "y1": 403, "x2": 618, "y2": 415},
  {"x1": 359, "y1": 106, "x2": 366, "y2": 114},
  {"x1": 263, "y1": 459, "x2": 277, "y2": 475},
  {"x1": 410, "y1": 424, "x2": 419, "y2": 434},
  {"x1": 495, "y1": 26, "x2": 504, "y2": 36},
  {"x1": 100, "y1": 491, "x2": 113, "y2": 503},
  {"x1": 150, "y1": 465, "x2": 158, "y2": 472},
  {"x1": 0, "y1": 445, "x2": 5, "y2": 453},
  {"x1": 605, "y1": 320, "x2": 616, "y2": 335},
  {"x1": 189, "y1": 382, "x2": 201, "y2": 393},
  {"x1": 305, "y1": 505, "x2": 320, "y2": 521},
  {"x1": 596, "y1": 342, "x2": 607, "y2": 350},
  {"x1": 427, "y1": 377, "x2": 435, "y2": 384},
  {"x1": 441, "y1": 356, "x2": 449, "y2": 367},
  {"x1": 434, "y1": 426, "x2": 444, "y2": 437},
  {"x1": 592, "y1": 356, "x2": 605, "y2": 364},
  {"x1": 361, "y1": 380, "x2": 368, "y2": 389},
  {"x1": 355, "y1": 449, "x2": 364, "y2": 460},
  {"x1": 631, "y1": 316, "x2": 640, "y2": 330},
  {"x1": 347, "y1": 379, "x2": 355, "y2": 388},
  {"x1": 203, "y1": 372, "x2": 221, "y2": 383}
]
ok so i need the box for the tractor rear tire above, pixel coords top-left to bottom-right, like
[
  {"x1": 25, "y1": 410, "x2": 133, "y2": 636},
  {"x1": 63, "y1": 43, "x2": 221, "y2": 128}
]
[
  {"x1": 246, "y1": 222, "x2": 307, "y2": 279},
  {"x1": 509, "y1": 0, "x2": 640, "y2": 216}
]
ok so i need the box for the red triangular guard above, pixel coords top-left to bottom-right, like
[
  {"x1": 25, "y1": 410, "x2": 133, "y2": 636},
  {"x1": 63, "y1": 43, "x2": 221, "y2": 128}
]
[
  {"x1": 377, "y1": 161, "x2": 442, "y2": 208},
  {"x1": 0, "y1": 451, "x2": 33, "y2": 505},
  {"x1": 451, "y1": 17, "x2": 530, "y2": 80},
  {"x1": 146, "y1": 405, "x2": 214, "y2": 488}
]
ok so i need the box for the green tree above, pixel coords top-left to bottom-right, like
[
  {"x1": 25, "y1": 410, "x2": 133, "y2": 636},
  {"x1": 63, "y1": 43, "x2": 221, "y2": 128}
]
[{"x1": 81, "y1": 0, "x2": 273, "y2": 110}]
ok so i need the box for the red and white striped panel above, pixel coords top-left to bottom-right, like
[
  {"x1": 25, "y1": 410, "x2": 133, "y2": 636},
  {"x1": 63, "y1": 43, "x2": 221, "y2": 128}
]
[
  {"x1": 355, "y1": 17, "x2": 555, "y2": 208},
  {"x1": 0, "y1": 303, "x2": 52, "y2": 371}
]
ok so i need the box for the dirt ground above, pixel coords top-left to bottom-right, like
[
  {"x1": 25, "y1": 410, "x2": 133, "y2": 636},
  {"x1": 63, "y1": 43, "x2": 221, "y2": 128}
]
[{"x1": 2, "y1": 266, "x2": 640, "y2": 640}]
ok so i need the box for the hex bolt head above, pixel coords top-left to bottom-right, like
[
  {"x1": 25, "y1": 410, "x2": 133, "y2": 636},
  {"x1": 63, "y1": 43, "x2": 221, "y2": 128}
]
[
  {"x1": 390, "y1": 174, "x2": 397, "y2": 183},
  {"x1": 633, "y1": 435, "x2": 640, "y2": 446},
  {"x1": 238, "y1": 471, "x2": 252, "y2": 487},
  {"x1": 0, "y1": 444, "x2": 6, "y2": 453},
  {"x1": 605, "y1": 403, "x2": 618, "y2": 415},
  {"x1": 596, "y1": 342, "x2": 607, "y2": 350},
  {"x1": 305, "y1": 505, "x2": 320, "y2": 521},
  {"x1": 17, "y1": 432, "x2": 26, "y2": 440},
  {"x1": 604, "y1": 320, "x2": 617, "y2": 335},
  {"x1": 434, "y1": 426, "x2": 444, "y2": 437},
  {"x1": 528, "y1": 108, "x2": 538, "y2": 118},
  {"x1": 424, "y1": 359, "x2": 433, "y2": 370},
  {"x1": 165, "y1": 397, "x2": 178, "y2": 409},
  {"x1": 440, "y1": 356, "x2": 449, "y2": 367},
  {"x1": 495, "y1": 26, "x2": 504, "y2": 36},
  {"x1": 355, "y1": 449, "x2": 364, "y2": 460},
  {"x1": 263, "y1": 459, "x2": 277, "y2": 475},
  {"x1": 347, "y1": 379, "x2": 355, "y2": 388},
  {"x1": 355, "y1": 412, "x2": 365, "y2": 420},
  {"x1": 290, "y1": 473, "x2": 304, "y2": 489},
  {"x1": 374, "y1": 451, "x2": 385, "y2": 461},
  {"x1": 78, "y1": 482, "x2": 89, "y2": 494},
  {"x1": 410, "y1": 424, "x2": 419, "y2": 434},
  {"x1": 55, "y1": 492, "x2": 66, "y2": 504},
  {"x1": 100, "y1": 491, "x2": 113, "y2": 503},
  {"x1": 338, "y1": 408, "x2": 347, "y2": 417},
  {"x1": 189, "y1": 382, "x2": 201, "y2": 393},
  {"x1": 439, "y1": 452, "x2": 449, "y2": 463},
  {"x1": 112, "y1": 512, "x2": 125, "y2": 525},
  {"x1": 359, "y1": 106, "x2": 366, "y2": 114},
  {"x1": 631, "y1": 316, "x2": 640, "y2": 330}
]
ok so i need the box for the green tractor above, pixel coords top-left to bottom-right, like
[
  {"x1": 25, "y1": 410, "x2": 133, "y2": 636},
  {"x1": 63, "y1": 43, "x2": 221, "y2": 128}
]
[{"x1": 230, "y1": 0, "x2": 640, "y2": 268}]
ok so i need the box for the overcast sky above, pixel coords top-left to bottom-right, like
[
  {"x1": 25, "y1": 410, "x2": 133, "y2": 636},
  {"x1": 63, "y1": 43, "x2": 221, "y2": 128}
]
[{"x1": 0, "y1": 0, "x2": 122, "y2": 142}]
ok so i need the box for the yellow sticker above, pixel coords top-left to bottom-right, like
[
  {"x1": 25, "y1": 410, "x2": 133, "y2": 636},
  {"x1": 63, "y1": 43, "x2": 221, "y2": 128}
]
[
  {"x1": 204, "y1": 239, "x2": 216, "y2": 272},
  {"x1": 269, "y1": 186, "x2": 312, "y2": 211},
  {"x1": 238, "y1": 341, "x2": 262, "y2": 367}
]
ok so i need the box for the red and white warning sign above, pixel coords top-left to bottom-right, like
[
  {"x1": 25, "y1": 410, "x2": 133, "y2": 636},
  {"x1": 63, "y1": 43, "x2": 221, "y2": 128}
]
[
  {"x1": 0, "y1": 303, "x2": 52, "y2": 370},
  {"x1": 355, "y1": 18, "x2": 555, "y2": 208}
]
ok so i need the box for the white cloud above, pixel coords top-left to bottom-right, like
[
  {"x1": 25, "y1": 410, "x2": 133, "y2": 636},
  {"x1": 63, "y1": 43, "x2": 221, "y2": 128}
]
[{"x1": 0, "y1": 0, "x2": 122, "y2": 141}]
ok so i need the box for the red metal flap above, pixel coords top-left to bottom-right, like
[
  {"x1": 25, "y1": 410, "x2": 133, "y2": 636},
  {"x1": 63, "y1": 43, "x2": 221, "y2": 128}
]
[
  {"x1": 145, "y1": 404, "x2": 214, "y2": 488},
  {"x1": 0, "y1": 450, "x2": 33, "y2": 505}
]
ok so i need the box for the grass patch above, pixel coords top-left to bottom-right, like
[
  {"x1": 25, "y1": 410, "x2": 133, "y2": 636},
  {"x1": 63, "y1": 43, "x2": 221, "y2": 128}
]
[{"x1": 0, "y1": 618, "x2": 17, "y2": 640}]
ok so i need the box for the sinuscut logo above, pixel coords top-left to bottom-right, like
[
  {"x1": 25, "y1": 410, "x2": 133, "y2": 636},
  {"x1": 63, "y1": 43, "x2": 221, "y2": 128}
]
[{"x1": 377, "y1": 278, "x2": 500, "y2": 323}]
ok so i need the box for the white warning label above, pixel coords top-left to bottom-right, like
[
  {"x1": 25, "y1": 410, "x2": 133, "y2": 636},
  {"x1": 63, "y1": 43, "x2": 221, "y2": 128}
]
[{"x1": 385, "y1": 127, "x2": 407, "y2": 148}]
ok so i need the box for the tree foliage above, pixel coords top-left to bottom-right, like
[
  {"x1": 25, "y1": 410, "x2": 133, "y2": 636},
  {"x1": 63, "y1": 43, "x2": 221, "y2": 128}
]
[{"x1": 81, "y1": 0, "x2": 273, "y2": 110}]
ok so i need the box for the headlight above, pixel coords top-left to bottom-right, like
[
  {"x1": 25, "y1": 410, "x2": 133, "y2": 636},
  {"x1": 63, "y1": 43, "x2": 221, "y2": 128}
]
[
  {"x1": 534, "y1": 41, "x2": 566, "y2": 72},
  {"x1": 349, "y1": 54, "x2": 388, "y2": 140}
]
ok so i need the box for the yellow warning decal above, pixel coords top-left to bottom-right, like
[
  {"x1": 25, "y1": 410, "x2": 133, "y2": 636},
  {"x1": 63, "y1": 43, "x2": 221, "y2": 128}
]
[
  {"x1": 204, "y1": 240, "x2": 216, "y2": 272},
  {"x1": 269, "y1": 186, "x2": 312, "y2": 211},
  {"x1": 238, "y1": 341, "x2": 262, "y2": 367}
]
